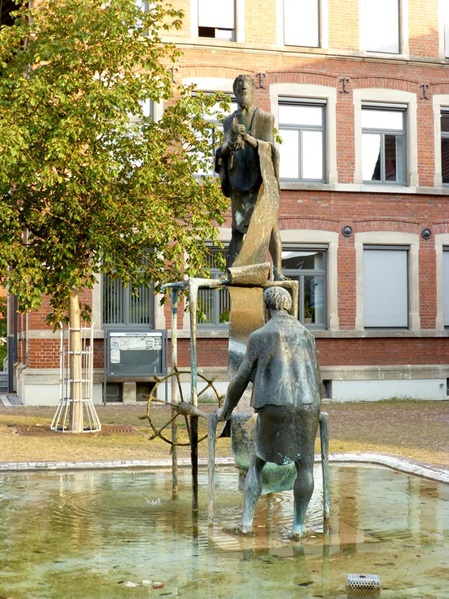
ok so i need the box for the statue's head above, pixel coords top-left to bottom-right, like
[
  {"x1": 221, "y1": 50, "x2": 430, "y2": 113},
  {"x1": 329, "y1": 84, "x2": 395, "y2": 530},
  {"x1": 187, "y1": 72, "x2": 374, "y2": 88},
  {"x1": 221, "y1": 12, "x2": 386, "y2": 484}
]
[
  {"x1": 263, "y1": 286, "x2": 292, "y2": 313},
  {"x1": 233, "y1": 74, "x2": 255, "y2": 109}
]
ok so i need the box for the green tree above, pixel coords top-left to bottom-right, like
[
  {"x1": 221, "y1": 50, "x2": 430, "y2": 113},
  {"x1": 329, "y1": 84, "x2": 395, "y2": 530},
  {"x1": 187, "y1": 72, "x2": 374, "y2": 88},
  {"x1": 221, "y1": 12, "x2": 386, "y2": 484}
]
[{"x1": 0, "y1": 0, "x2": 228, "y2": 430}]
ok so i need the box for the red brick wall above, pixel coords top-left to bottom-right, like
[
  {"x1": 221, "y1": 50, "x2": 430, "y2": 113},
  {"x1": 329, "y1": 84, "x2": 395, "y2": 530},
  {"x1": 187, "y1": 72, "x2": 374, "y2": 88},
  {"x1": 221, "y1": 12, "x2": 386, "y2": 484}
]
[
  {"x1": 12, "y1": 0, "x2": 449, "y2": 381},
  {"x1": 27, "y1": 339, "x2": 60, "y2": 369},
  {"x1": 316, "y1": 337, "x2": 449, "y2": 367},
  {"x1": 168, "y1": 336, "x2": 449, "y2": 370},
  {"x1": 16, "y1": 289, "x2": 94, "y2": 368}
]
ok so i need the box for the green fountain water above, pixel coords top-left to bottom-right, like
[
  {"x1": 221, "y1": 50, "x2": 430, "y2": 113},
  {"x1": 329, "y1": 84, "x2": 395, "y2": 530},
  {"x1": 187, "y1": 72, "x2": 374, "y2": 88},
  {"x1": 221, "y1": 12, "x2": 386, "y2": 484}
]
[{"x1": 0, "y1": 464, "x2": 448, "y2": 598}]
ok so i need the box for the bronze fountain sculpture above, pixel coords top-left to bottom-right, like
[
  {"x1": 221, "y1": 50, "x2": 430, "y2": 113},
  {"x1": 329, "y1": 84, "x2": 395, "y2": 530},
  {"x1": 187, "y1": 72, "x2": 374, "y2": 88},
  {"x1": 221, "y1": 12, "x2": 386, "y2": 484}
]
[{"x1": 148, "y1": 73, "x2": 329, "y2": 539}]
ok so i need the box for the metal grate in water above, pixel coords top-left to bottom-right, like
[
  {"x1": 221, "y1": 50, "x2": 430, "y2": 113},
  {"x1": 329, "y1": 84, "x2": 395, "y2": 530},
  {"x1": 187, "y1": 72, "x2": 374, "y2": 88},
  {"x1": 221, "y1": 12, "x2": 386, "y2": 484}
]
[{"x1": 346, "y1": 574, "x2": 381, "y2": 598}]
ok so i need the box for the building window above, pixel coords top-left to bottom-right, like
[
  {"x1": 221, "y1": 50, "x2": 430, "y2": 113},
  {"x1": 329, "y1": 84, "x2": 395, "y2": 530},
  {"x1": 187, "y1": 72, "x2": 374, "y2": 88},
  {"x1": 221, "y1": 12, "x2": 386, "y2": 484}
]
[
  {"x1": 283, "y1": 0, "x2": 319, "y2": 47},
  {"x1": 128, "y1": 99, "x2": 153, "y2": 125},
  {"x1": 443, "y1": 248, "x2": 449, "y2": 326},
  {"x1": 361, "y1": 105, "x2": 406, "y2": 184},
  {"x1": 196, "y1": 97, "x2": 237, "y2": 177},
  {"x1": 441, "y1": 110, "x2": 449, "y2": 185},
  {"x1": 363, "y1": 247, "x2": 408, "y2": 328},
  {"x1": 278, "y1": 101, "x2": 325, "y2": 182},
  {"x1": 103, "y1": 276, "x2": 154, "y2": 327},
  {"x1": 444, "y1": 1, "x2": 449, "y2": 58},
  {"x1": 198, "y1": 0, "x2": 235, "y2": 41},
  {"x1": 364, "y1": 0, "x2": 399, "y2": 53},
  {"x1": 0, "y1": 0, "x2": 16, "y2": 26},
  {"x1": 281, "y1": 248, "x2": 327, "y2": 327},
  {"x1": 197, "y1": 247, "x2": 230, "y2": 326}
]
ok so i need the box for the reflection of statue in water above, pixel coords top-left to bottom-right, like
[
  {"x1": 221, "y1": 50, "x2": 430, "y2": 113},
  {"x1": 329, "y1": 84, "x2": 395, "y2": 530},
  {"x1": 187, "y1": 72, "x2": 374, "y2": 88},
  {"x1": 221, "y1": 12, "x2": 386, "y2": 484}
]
[
  {"x1": 217, "y1": 287, "x2": 322, "y2": 538},
  {"x1": 215, "y1": 74, "x2": 284, "y2": 280}
]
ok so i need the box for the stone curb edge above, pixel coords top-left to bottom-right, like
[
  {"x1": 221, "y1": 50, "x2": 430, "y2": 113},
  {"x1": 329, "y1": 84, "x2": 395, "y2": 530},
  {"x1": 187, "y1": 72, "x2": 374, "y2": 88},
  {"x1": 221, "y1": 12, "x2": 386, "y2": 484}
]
[
  {"x1": 0, "y1": 453, "x2": 447, "y2": 484},
  {"x1": 329, "y1": 453, "x2": 449, "y2": 484}
]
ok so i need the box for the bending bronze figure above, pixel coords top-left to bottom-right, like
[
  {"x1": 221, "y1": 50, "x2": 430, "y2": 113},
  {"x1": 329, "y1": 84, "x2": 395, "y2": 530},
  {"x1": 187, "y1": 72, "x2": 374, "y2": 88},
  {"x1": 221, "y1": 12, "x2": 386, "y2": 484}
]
[{"x1": 217, "y1": 286, "x2": 322, "y2": 538}]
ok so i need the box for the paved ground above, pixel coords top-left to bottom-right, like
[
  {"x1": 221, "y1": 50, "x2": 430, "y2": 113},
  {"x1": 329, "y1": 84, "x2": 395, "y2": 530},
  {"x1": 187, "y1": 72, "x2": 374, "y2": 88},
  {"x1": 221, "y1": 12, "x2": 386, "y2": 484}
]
[{"x1": 1, "y1": 396, "x2": 448, "y2": 482}]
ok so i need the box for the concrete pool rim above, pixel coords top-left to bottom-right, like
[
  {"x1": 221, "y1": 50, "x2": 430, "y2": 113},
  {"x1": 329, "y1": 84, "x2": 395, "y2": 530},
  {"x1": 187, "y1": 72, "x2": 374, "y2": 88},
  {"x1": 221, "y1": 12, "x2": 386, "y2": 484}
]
[{"x1": 0, "y1": 453, "x2": 448, "y2": 484}]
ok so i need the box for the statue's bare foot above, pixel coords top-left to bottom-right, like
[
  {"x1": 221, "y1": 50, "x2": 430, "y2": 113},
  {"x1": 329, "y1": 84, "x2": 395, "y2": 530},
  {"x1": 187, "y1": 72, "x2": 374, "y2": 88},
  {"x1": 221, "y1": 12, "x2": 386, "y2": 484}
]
[
  {"x1": 273, "y1": 268, "x2": 289, "y2": 282},
  {"x1": 288, "y1": 524, "x2": 306, "y2": 540},
  {"x1": 223, "y1": 523, "x2": 254, "y2": 536}
]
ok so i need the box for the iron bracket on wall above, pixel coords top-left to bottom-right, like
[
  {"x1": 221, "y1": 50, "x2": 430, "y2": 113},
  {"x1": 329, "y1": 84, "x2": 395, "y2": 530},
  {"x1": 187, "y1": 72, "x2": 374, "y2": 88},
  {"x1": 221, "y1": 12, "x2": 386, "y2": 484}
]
[{"x1": 339, "y1": 77, "x2": 350, "y2": 94}]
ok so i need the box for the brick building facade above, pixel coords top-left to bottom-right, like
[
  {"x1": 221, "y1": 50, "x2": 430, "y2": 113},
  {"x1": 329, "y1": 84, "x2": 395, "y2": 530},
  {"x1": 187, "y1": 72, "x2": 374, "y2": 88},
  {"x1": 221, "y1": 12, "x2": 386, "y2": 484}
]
[{"x1": 5, "y1": 0, "x2": 449, "y2": 404}]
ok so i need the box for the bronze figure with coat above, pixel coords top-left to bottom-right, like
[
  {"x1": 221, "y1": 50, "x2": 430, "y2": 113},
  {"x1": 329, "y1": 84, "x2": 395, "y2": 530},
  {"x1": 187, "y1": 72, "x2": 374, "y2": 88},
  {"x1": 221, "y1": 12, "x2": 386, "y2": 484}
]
[
  {"x1": 218, "y1": 286, "x2": 322, "y2": 538},
  {"x1": 215, "y1": 74, "x2": 284, "y2": 279}
]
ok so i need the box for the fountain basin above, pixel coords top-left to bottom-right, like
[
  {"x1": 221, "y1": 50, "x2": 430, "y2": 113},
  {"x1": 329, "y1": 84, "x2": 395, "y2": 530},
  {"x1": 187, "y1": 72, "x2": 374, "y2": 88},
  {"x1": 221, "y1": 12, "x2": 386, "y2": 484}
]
[{"x1": 0, "y1": 463, "x2": 448, "y2": 598}]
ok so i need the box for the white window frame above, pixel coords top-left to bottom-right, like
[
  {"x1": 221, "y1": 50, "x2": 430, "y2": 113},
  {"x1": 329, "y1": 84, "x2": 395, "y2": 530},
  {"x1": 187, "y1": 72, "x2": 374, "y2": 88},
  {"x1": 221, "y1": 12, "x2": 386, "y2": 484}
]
[
  {"x1": 434, "y1": 234, "x2": 449, "y2": 330},
  {"x1": 361, "y1": 104, "x2": 407, "y2": 185},
  {"x1": 443, "y1": 248, "x2": 449, "y2": 327},
  {"x1": 355, "y1": 231, "x2": 420, "y2": 331},
  {"x1": 195, "y1": 97, "x2": 238, "y2": 177},
  {"x1": 178, "y1": 225, "x2": 232, "y2": 331},
  {"x1": 363, "y1": 246, "x2": 409, "y2": 328},
  {"x1": 359, "y1": 0, "x2": 409, "y2": 56},
  {"x1": 281, "y1": 229, "x2": 339, "y2": 330},
  {"x1": 270, "y1": 83, "x2": 338, "y2": 186},
  {"x1": 281, "y1": 245, "x2": 328, "y2": 328},
  {"x1": 276, "y1": 0, "x2": 328, "y2": 49},
  {"x1": 182, "y1": 77, "x2": 236, "y2": 178},
  {"x1": 283, "y1": 0, "x2": 319, "y2": 48},
  {"x1": 441, "y1": 109, "x2": 449, "y2": 187},
  {"x1": 191, "y1": 0, "x2": 245, "y2": 43},
  {"x1": 440, "y1": 0, "x2": 449, "y2": 58},
  {"x1": 196, "y1": 246, "x2": 230, "y2": 327},
  {"x1": 432, "y1": 94, "x2": 449, "y2": 188},
  {"x1": 353, "y1": 89, "x2": 417, "y2": 188},
  {"x1": 278, "y1": 99, "x2": 326, "y2": 183}
]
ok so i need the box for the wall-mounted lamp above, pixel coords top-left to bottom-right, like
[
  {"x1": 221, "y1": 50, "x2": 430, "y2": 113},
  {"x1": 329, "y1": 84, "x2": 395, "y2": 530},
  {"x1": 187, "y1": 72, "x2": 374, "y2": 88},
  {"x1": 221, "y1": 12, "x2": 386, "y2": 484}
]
[
  {"x1": 342, "y1": 225, "x2": 353, "y2": 237},
  {"x1": 421, "y1": 228, "x2": 432, "y2": 240}
]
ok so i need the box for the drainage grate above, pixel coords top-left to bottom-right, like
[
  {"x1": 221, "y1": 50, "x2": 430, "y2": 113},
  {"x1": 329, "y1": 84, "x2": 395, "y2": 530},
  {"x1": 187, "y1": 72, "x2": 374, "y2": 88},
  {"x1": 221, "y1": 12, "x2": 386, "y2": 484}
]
[{"x1": 346, "y1": 574, "x2": 381, "y2": 598}]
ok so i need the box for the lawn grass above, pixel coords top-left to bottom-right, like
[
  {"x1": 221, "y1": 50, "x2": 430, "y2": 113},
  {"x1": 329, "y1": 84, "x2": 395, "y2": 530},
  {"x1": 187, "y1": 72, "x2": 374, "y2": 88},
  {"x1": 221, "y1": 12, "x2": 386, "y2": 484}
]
[{"x1": 0, "y1": 399, "x2": 448, "y2": 469}]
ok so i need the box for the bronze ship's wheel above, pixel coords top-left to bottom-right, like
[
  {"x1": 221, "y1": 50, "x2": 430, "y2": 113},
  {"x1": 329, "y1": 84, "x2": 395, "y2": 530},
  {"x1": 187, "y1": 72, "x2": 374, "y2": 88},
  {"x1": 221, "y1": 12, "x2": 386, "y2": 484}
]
[{"x1": 146, "y1": 369, "x2": 222, "y2": 447}]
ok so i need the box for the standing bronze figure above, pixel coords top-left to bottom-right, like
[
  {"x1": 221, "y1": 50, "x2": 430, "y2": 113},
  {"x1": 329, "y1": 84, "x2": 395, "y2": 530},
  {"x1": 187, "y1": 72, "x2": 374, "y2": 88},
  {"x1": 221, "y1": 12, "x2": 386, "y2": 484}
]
[{"x1": 215, "y1": 74, "x2": 284, "y2": 279}]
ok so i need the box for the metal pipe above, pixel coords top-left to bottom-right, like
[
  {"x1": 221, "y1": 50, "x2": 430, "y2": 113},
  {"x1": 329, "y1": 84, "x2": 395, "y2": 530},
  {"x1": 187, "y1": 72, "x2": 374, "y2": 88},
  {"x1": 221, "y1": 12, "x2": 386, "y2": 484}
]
[
  {"x1": 320, "y1": 411, "x2": 330, "y2": 521},
  {"x1": 207, "y1": 413, "x2": 219, "y2": 526},
  {"x1": 160, "y1": 282, "x2": 186, "y2": 501},
  {"x1": 170, "y1": 286, "x2": 180, "y2": 500},
  {"x1": 188, "y1": 279, "x2": 199, "y2": 512}
]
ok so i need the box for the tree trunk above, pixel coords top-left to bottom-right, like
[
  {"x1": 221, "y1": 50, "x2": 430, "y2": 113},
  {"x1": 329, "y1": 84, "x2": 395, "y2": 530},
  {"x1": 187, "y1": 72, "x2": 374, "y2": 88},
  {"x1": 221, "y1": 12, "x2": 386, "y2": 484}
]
[{"x1": 69, "y1": 290, "x2": 83, "y2": 433}]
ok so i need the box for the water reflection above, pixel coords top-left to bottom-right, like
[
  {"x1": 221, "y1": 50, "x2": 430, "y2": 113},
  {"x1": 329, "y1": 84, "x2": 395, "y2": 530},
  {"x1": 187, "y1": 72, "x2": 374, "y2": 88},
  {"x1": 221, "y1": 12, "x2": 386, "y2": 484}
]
[{"x1": 0, "y1": 464, "x2": 448, "y2": 598}]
